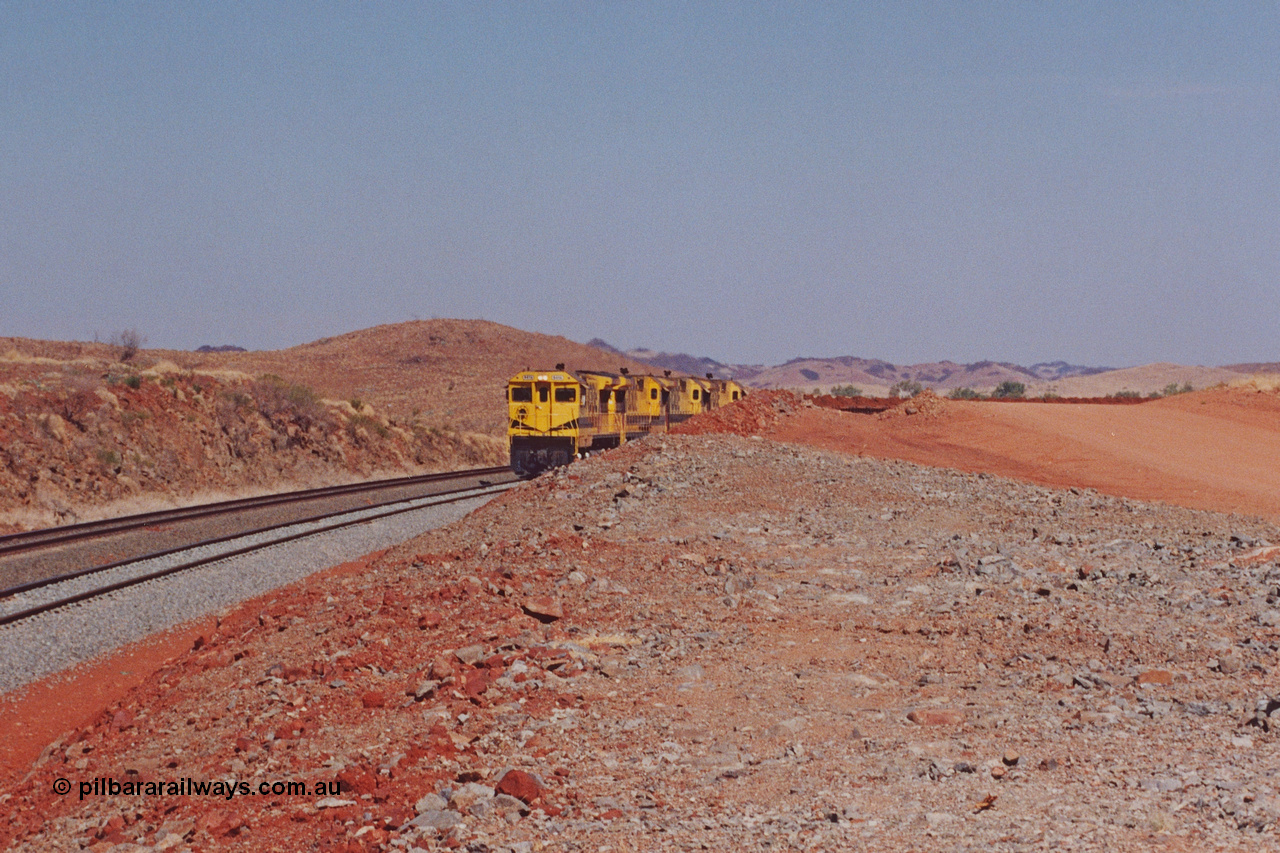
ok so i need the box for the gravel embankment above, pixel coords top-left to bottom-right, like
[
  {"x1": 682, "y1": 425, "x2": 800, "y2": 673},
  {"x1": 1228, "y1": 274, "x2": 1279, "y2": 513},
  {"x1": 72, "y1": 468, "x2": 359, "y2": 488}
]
[{"x1": 0, "y1": 488, "x2": 506, "y2": 692}]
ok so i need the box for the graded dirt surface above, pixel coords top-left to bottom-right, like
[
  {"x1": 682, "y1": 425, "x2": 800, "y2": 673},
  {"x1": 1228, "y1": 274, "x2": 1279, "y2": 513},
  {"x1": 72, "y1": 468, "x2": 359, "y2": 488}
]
[{"x1": 769, "y1": 387, "x2": 1280, "y2": 524}]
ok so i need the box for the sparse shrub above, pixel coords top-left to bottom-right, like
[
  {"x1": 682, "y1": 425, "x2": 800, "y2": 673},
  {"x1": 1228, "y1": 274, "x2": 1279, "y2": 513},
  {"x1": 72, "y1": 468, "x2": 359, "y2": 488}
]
[
  {"x1": 111, "y1": 329, "x2": 147, "y2": 363},
  {"x1": 889, "y1": 380, "x2": 924, "y2": 399},
  {"x1": 347, "y1": 412, "x2": 389, "y2": 442},
  {"x1": 350, "y1": 398, "x2": 364, "y2": 411},
  {"x1": 123, "y1": 374, "x2": 142, "y2": 390},
  {"x1": 1041, "y1": 391, "x2": 1061, "y2": 400},
  {"x1": 251, "y1": 377, "x2": 331, "y2": 430},
  {"x1": 96, "y1": 448, "x2": 121, "y2": 468},
  {"x1": 1160, "y1": 382, "x2": 1193, "y2": 397},
  {"x1": 948, "y1": 387, "x2": 981, "y2": 400},
  {"x1": 221, "y1": 390, "x2": 252, "y2": 410},
  {"x1": 58, "y1": 376, "x2": 100, "y2": 430},
  {"x1": 830, "y1": 384, "x2": 863, "y2": 398},
  {"x1": 992, "y1": 381, "x2": 1026, "y2": 399},
  {"x1": 1111, "y1": 390, "x2": 1141, "y2": 399}
]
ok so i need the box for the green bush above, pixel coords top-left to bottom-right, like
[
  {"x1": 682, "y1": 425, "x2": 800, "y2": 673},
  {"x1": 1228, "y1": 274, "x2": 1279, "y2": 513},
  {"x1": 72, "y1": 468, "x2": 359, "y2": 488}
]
[
  {"x1": 992, "y1": 381, "x2": 1026, "y2": 399},
  {"x1": 948, "y1": 387, "x2": 981, "y2": 400},
  {"x1": 830, "y1": 384, "x2": 863, "y2": 398},
  {"x1": 889, "y1": 380, "x2": 924, "y2": 399},
  {"x1": 1111, "y1": 389, "x2": 1141, "y2": 399}
]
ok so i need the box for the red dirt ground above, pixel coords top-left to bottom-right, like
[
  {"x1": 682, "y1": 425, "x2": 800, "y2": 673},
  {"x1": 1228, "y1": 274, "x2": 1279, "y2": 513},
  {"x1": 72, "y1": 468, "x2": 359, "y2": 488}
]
[
  {"x1": 0, "y1": 551, "x2": 386, "y2": 783},
  {"x1": 770, "y1": 386, "x2": 1280, "y2": 523}
]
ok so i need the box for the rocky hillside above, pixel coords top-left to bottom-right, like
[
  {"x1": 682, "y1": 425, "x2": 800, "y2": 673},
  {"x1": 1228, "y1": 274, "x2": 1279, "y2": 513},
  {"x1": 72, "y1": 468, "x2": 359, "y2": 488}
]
[
  {"x1": 199, "y1": 321, "x2": 654, "y2": 436},
  {"x1": 0, "y1": 351, "x2": 503, "y2": 532},
  {"x1": 586, "y1": 339, "x2": 765, "y2": 382}
]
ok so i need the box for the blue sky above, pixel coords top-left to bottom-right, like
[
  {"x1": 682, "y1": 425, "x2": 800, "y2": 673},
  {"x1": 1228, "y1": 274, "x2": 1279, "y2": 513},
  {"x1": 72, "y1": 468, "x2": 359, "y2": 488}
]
[{"x1": 2, "y1": 3, "x2": 1276, "y2": 366}]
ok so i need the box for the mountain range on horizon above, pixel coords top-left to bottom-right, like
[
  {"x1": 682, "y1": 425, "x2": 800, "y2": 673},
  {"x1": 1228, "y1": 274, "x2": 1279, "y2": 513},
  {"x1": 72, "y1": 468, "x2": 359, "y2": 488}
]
[
  {"x1": 1, "y1": 320, "x2": 1273, "y2": 408},
  {"x1": 586, "y1": 338, "x2": 1275, "y2": 397},
  {"x1": 587, "y1": 339, "x2": 1113, "y2": 386}
]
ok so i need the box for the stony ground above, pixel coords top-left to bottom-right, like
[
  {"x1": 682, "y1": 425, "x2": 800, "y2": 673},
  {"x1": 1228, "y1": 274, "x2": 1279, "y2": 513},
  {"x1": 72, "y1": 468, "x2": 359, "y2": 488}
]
[
  {"x1": 5, "y1": 427, "x2": 1280, "y2": 852},
  {"x1": 0, "y1": 352, "x2": 503, "y2": 532}
]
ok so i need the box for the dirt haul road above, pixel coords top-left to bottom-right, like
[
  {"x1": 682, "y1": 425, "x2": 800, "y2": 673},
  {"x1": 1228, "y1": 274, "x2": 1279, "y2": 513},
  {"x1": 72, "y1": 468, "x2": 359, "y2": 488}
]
[{"x1": 770, "y1": 387, "x2": 1280, "y2": 523}]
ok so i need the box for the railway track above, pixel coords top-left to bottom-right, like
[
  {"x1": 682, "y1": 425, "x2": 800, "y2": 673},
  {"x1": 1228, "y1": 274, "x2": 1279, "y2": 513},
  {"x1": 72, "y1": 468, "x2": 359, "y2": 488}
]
[
  {"x1": 0, "y1": 465, "x2": 511, "y2": 558},
  {"x1": 0, "y1": 466, "x2": 517, "y2": 629}
]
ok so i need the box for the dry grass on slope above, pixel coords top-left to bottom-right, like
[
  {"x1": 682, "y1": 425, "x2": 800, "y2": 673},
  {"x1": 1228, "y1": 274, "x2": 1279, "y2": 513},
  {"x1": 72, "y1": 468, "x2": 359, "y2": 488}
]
[{"x1": 0, "y1": 362, "x2": 503, "y2": 532}]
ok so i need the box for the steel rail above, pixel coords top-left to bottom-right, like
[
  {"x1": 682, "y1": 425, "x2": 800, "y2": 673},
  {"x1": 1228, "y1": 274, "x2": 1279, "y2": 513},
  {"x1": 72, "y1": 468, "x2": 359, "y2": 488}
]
[
  {"x1": 0, "y1": 469, "x2": 517, "y2": 601},
  {"x1": 0, "y1": 480, "x2": 516, "y2": 627},
  {"x1": 0, "y1": 465, "x2": 511, "y2": 557}
]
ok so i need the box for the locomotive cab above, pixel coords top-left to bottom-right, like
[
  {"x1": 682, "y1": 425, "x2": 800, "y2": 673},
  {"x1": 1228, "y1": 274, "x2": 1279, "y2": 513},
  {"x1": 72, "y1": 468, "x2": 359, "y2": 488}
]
[
  {"x1": 507, "y1": 369, "x2": 582, "y2": 477},
  {"x1": 708, "y1": 378, "x2": 747, "y2": 408},
  {"x1": 629, "y1": 374, "x2": 673, "y2": 432},
  {"x1": 576, "y1": 371, "x2": 631, "y2": 447}
]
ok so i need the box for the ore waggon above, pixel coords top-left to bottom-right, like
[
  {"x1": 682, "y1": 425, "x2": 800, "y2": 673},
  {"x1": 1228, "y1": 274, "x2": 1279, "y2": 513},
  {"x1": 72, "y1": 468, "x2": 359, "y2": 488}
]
[{"x1": 507, "y1": 364, "x2": 746, "y2": 477}]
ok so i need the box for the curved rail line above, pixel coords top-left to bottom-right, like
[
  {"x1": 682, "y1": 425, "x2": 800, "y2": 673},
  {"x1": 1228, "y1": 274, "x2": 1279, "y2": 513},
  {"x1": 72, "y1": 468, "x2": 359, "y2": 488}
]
[
  {"x1": 0, "y1": 465, "x2": 512, "y2": 558},
  {"x1": 0, "y1": 470, "x2": 517, "y2": 627}
]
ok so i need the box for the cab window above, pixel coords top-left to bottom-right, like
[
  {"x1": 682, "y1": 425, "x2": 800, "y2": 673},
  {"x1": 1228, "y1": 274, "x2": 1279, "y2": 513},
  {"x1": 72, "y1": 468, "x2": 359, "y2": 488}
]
[
  {"x1": 554, "y1": 387, "x2": 577, "y2": 403},
  {"x1": 692, "y1": 389, "x2": 700, "y2": 401},
  {"x1": 650, "y1": 388, "x2": 658, "y2": 400},
  {"x1": 510, "y1": 386, "x2": 532, "y2": 403},
  {"x1": 538, "y1": 387, "x2": 549, "y2": 403}
]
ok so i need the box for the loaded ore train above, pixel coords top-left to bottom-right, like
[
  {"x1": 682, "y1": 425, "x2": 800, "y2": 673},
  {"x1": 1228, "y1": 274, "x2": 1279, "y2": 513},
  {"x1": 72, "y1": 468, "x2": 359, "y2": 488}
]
[{"x1": 507, "y1": 364, "x2": 747, "y2": 477}]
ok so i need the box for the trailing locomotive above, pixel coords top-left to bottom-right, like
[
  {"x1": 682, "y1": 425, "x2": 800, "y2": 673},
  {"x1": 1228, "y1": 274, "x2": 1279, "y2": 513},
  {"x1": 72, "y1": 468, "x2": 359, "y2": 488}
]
[{"x1": 507, "y1": 364, "x2": 746, "y2": 477}]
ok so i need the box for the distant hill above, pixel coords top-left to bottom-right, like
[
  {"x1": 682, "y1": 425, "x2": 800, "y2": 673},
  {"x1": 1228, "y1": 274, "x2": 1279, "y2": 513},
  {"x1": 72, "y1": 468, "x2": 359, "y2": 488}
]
[
  {"x1": 1, "y1": 323, "x2": 668, "y2": 439},
  {"x1": 1028, "y1": 363, "x2": 1246, "y2": 398},
  {"x1": 590, "y1": 339, "x2": 1117, "y2": 394},
  {"x1": 748, "y1": 357, "x2": 1045, "y2": 393},
  {"x1": 586, "y1": 339, "x2": 1272, "y2": 398},
  {"x1": 586, "y1": 339, "x2": 764, "y2": 382},
  {"x1": 1222, "y1": 362, "x2": 1280, "y2": 375},
  {"x1": 193, "y1": 321, "x2": 652, "y2": 436},
  {"x1": 1026, "y1": 361, "x2": 1114, "y2": 381}
]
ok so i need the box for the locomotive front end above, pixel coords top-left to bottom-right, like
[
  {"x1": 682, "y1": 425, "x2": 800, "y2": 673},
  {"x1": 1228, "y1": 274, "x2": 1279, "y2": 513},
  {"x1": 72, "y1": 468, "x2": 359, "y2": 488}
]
[{"x1": 507, "y1": 369, "x2": 583, "y2": 477}]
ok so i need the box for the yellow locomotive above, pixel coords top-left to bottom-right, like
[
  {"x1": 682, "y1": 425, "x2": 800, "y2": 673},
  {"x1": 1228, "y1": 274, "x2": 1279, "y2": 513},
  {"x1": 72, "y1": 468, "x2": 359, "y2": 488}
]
[{"x1": 507, "y1": 364, "x2": 746, "y2": 476}]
